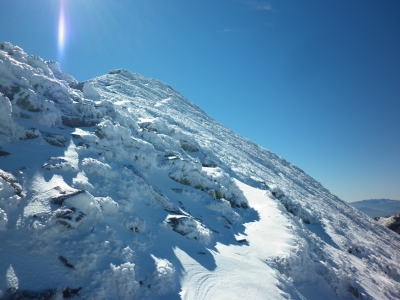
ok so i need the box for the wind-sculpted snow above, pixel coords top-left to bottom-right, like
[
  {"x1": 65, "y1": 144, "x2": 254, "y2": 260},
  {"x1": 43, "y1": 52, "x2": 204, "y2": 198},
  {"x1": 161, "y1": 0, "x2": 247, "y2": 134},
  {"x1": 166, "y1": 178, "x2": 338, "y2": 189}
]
[{"x1": 1, "y1": 42, "x2": 400, "y2": 299}]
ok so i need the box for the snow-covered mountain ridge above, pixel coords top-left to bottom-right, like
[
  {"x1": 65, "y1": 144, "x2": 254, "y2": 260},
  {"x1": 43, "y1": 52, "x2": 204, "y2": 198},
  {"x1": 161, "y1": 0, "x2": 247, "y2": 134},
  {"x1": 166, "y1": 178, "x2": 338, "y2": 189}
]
[{"x1": 1, "y1": 42, "x2": 400, "y2": 299}]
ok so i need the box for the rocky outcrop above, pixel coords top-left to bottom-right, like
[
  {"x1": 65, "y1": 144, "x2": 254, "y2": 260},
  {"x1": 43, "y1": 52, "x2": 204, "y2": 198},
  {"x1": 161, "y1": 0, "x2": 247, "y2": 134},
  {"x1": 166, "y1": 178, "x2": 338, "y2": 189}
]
[
  {"x1": 376, "y1": 212, "x2": 400, "y2": 235},
  {"x1": 0, "y1": 169, "x2": 23, "y2": 197}
]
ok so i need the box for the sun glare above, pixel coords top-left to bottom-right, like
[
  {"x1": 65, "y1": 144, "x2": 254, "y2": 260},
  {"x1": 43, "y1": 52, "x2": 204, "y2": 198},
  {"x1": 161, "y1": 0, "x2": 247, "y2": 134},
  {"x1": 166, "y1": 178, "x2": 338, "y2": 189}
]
[{"x1": 58, "y1": 1, "x2": 66, "y2": 55}]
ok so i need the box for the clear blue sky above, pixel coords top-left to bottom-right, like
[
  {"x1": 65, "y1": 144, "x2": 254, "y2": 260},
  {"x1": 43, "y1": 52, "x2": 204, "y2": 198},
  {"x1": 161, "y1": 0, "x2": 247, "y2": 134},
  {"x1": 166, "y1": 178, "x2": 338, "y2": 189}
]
[{"x1": 1, "y1": 0, "x2": 399, "y2": 202}]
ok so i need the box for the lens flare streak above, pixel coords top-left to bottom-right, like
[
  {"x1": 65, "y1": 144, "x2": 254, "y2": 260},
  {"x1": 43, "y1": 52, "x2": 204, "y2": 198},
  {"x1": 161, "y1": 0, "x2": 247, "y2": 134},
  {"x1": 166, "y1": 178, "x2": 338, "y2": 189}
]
[{"x1": 58, "y1": 1, "x2": 66, "y2": 54}]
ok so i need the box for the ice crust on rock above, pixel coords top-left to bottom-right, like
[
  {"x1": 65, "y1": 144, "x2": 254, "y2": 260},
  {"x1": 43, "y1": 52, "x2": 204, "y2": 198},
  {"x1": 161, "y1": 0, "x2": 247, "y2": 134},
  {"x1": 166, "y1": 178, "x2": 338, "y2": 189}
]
[{"x1": 1, "y1": 42, "x2": 400, "y2": 299}]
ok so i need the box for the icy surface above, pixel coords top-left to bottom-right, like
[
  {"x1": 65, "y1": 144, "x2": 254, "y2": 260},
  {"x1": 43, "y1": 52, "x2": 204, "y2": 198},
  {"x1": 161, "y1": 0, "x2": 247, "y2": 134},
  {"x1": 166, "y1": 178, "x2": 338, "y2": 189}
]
[{"x1": 1, "y1": 43, "x2": 400, "y2": 299}]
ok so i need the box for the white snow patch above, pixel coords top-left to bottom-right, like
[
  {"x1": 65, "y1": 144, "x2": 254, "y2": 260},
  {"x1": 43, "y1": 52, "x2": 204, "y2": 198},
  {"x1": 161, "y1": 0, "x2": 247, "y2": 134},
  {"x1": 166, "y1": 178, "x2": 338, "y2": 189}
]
[{"x1": 176, "y1": 180, "x2": 297, "y2": 299}]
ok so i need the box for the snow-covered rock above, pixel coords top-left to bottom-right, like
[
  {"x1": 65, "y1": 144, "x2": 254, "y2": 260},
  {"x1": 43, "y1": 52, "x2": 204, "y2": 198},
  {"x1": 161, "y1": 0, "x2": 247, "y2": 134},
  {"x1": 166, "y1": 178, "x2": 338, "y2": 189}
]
[
  {"x1": 1, "y1": 42, "x2": 400, "y2": 299},
  {"x1": 376, "y1": 212, "x2": 400, "y2": 235}
]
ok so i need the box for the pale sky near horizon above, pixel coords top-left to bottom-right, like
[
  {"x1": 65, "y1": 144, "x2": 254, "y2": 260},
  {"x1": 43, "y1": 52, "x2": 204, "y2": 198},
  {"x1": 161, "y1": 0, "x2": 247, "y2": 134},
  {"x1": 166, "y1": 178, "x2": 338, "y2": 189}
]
[{"x1": 0, "y1": 0, "x2": 399, "y2": 202}]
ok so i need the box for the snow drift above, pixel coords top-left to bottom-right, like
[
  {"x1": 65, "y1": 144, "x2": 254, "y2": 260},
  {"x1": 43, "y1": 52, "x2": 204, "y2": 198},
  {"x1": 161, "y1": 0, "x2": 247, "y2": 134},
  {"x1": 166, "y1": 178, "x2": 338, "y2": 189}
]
[{"x1": 1, "y1": 42, "x2": 400, "y2": 299}]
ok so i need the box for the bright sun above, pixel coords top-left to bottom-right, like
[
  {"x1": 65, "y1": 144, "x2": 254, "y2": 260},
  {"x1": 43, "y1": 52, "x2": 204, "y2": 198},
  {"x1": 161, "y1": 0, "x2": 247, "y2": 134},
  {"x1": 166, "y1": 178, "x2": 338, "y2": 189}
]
[{"x1": 57, "y1": 0, "x2": 66, "y2": 55}]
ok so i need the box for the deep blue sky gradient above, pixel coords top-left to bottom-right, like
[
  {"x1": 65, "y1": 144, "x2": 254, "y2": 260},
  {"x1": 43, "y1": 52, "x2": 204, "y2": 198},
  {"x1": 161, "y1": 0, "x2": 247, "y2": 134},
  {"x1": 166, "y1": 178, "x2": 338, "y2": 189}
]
[{"x1": 1, "y1": 0, "x2": 399, "y2": 201}]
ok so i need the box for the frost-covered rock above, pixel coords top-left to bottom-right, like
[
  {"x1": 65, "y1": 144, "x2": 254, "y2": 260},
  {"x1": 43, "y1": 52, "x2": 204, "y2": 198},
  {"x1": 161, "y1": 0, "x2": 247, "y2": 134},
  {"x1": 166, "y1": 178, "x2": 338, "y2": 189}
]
[
  {"x1": 82, "y1": 82, "x2": 100, "y2": 100},
  {"x1": 1, "y1": 44, "x2": 400, "y2": 300},
  {"x1": 122, "y1": 215, "x2": 147, "y2": 233},
  {"x1": 72, "y1": 171, "x2": 95, "y2": 192},
  {"x1": 151, "y1": 255, "x2": 176, "y2": 295},
  {"x1": 95, "y1": 196, "x2": 119, "y2": 215},
  {"x1": 166, "y1": 214, "x2": 212, "y2": 244},
  {"x1": 377, "y1": 212, "x2": 400, "y2": 234},
  {"x1": 106, "y1": 262, "x2": 139, "y2": 300},
  {"x1": 47, "y1": 61, "x2": 77, "y2": 84},
  {"x1": 0, "y1": 93, "x2": 25, "y2": 143},
  {"x1": 0, "y1": 177, "x2": 21, "y2": 213},
  {"x1": 0, "y1": 42, "x2": 102, "y2": 133}
]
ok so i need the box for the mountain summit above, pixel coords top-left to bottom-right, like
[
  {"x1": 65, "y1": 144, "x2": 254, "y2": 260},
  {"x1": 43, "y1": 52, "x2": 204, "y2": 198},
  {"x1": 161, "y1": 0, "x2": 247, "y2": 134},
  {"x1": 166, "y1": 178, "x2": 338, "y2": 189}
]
[{"x1": 1, "y1": 42, "x2": 400, "y2": 299}]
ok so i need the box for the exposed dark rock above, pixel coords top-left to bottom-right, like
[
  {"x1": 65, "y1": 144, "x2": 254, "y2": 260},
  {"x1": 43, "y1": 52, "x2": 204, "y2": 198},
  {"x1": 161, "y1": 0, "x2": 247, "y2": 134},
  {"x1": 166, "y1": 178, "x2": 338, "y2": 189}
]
[
  {"x1": 25, "y1": 128, "x2": 40, "y2": 139},
  {"x1": 84, "y1": 120, "x2": 99, "y2": 127},
  {"x1": 166, "y1": 215, "x2": 210, "y2": 242},
  {"x1": 0, "y1": 84, "x2": 20, "y2": 101},
  {"x1": 348, "y1": 285, "x2": 360, "y2": 298},
  {"x1": 51, "y1": 190, "x2": 85, "y2": 205},
  {"x1": 348, "y1": 246, "x2": 361, "y2": 254},
  {"x1": 75, "y1": 212, "x2": 85, "y2": 222},
  {"x1": 201, "y1": 162, "x2": 218, "y2": 168},
  {"x1": 180, "y1": 140, "x2": 199, "y2": 153},
  {"x1": 94, "y1": 129, "x2": 106, "y2": 139},
  {"x1": 171, "y1": 188, "x2": 183, "y2": 194},
  {"x1": 376, "y1": 212, "x2": 400, "y2": 235},
  {"x1": 62, "y1": 116, "x2": 85, "y2": 127},
  {"x1": 16, "y1": 94, "x2": 40, "y2": 112},
  {"x1": 272, "y1": 188, "x2": 311, "y2": 224},
  {"x1": 53, "y1": 186, "x2": 66, "y2": 194},
  {"x1": 229, "y1": 199, "x2": 249, "y2": 209},
  {"x1": 55, "y1": 207, "x2": 86, "y2": 229},
  {"x1": 20, "y1": 112, "x2": 32, "y2": 119},
  {"x1": 63, "y1": 287, "x2": 82, "y2": 298},
  {"x1": 221, "y1": 215, "x2": 232, "y2": 225},
  {"x1": 68, "y1": 81, "x2": 85, "y2": 91},
  {"x1": 237, "y1": 239, "x2": 247, "y2": 243},
  {"x1": 42, "y1": 157, "x2": 75, "y2": 171},
  {"x1": 58, "y1": 255, "x2": 75, "y2": 269},
  {"x1": 42, "y1": 133, "x2": 67, "y2": 147},
  {"x1": 0, "y1": 169, "x2": 24, "y2": 197},
  {"x1": 57, "y1": 219, "x2": 74, "y2": 229},
  {"x1": 7, "y1": 288, "x2": 56, "y2": 300},
  {"x1": 128, "y1": 226, "x2": 139, "y2": 233},
  {"x1": 42, "y1": 163, "x2": 61, "y2": 170},
  {"x1": 167, "y1": 217, "x2": 181, "y2": 234},
  {"x1": 0, "y1": 150, "x2": 10, "y2": 156},
  {"x1": 61, "y1": 115, "x2": 99, "y2": 128},
  {"x1": 271, "y1": 190, "x2": 284, "y2": 200},
  {"x1": 137, "y1": 120, "x2": 158, "y2": 132}
]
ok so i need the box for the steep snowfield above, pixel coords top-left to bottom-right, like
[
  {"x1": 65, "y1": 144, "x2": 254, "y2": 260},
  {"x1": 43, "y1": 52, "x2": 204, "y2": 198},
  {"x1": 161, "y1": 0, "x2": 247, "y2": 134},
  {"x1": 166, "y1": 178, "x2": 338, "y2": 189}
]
[{"x1": 1, "y1": 42, "x2": 400, "y2": 299}]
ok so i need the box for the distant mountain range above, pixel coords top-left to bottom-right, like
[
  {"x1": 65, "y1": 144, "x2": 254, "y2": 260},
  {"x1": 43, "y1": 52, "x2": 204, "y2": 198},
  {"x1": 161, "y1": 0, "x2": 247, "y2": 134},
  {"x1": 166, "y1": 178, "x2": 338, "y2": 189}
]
[{"x1": 349, "y1": 199, "x2": 400, "y2": 217}]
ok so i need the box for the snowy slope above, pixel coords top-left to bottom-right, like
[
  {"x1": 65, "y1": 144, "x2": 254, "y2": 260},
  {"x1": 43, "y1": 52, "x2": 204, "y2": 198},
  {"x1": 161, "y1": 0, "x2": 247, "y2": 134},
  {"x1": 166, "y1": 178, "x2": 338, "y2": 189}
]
[
  {"x1": 1, "y1": 42, "x2": 400, "y2": 300},
  {"x1": 350, "y1": 199, "x2": 400, "y2": 218}
]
